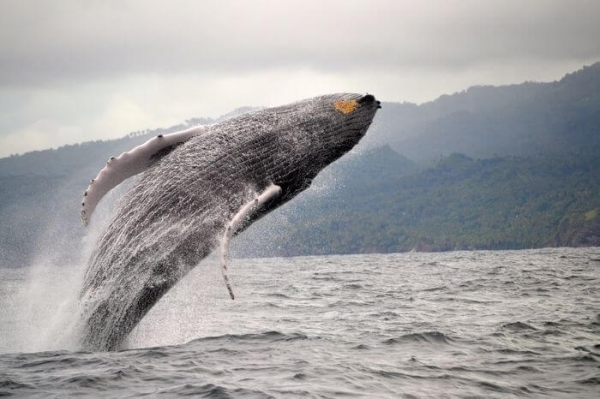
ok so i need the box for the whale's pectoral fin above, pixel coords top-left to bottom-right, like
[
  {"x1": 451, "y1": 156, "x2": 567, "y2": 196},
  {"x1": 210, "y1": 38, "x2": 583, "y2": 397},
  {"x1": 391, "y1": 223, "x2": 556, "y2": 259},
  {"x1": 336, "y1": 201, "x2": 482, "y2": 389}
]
[
  {"x1": 220, "y1": 184, "x2": 283, "y2": 300},
  {"x1": 80, "y1": 126, "x2": 206, "y2": 226}
]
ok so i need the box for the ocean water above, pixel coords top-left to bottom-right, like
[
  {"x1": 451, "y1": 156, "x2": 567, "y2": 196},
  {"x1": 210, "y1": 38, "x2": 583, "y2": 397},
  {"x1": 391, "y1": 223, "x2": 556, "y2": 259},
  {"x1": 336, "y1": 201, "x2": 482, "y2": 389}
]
[{"x1": 0, "y1": 248, "x2": 599, "y2": 398}]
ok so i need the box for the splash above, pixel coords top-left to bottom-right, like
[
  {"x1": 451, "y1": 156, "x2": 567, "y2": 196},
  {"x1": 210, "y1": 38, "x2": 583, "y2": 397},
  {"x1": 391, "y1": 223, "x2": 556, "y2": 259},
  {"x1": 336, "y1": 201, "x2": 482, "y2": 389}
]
[{"x1": 0, "y1": 204, "x2": 104, "y2": 353}]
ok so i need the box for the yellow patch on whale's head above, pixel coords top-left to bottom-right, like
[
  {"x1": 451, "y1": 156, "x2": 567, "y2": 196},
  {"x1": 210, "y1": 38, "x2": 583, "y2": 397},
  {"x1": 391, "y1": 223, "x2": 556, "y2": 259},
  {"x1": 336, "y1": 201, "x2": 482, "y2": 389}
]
[{"x1": 334, "y1": 99, "x2": 358, "y2": 115}]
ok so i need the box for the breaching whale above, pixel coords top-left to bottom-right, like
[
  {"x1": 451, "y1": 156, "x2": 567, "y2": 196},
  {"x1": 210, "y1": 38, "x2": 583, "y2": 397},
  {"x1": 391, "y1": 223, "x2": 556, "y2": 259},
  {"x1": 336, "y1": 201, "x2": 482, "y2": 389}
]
[{"x1": 78, "y1": 93, "x2": 380, "y2": 351}]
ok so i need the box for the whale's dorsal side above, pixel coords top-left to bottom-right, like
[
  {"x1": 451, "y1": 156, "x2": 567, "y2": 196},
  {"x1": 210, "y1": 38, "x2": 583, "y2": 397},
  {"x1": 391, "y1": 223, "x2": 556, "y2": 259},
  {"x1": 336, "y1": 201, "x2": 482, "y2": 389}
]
[
  {"x1": 81, "y1": 126, "x2": 205, "y2": 226},
  {"x1": 220, "y1": 184, "x2": 283, "y2": 300}
]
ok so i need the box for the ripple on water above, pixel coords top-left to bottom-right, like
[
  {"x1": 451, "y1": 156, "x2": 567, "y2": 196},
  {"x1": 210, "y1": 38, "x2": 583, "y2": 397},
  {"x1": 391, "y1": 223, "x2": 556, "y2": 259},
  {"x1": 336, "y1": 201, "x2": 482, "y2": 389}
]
[
  {"x1": 500, "y1": 321, "x2": 538, "y2": 331},
  {"x1": 578, "y1": 376, "x2": 600, "y2": 385},
  {"x1": 383, "y1": 331, "x2": 456, "y2": 346},
  {"x1": 188, "y1": 330, "x2": 309, "y2": 345},
  {"x1": 154, "y1": 383, "x2": 271, "y2": 398}
]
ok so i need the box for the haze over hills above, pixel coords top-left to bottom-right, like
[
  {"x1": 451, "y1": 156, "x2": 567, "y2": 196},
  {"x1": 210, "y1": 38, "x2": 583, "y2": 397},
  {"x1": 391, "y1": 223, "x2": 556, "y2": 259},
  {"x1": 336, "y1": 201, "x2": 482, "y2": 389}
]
[
  {"x1": 1, "y1": 62, "x2": 599, "y2": 267},
  {"x1": 369, "y1": 62, "x2": 600, "y2": 162}
]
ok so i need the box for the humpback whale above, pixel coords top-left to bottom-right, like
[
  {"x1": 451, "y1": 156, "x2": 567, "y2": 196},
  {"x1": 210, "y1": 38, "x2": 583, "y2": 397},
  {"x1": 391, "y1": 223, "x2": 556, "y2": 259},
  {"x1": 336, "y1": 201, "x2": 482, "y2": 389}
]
[{"x1": 78, "y1": 93, "x2": 380, "y2": 351}]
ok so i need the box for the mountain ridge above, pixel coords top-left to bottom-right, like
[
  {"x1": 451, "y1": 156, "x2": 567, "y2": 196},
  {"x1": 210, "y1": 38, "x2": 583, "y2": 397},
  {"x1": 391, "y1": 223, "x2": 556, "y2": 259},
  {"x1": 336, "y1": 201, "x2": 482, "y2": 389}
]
[{"x1": 1, "y1": 62, "x2": 599, "y2": 267}]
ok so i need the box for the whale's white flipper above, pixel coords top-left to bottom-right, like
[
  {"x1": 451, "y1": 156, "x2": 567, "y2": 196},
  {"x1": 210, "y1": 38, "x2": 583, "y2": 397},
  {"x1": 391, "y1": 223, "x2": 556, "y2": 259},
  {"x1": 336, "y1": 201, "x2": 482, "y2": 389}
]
[
  {"x1": 81, "y1": 126, "x2": 205, "y2": 226},
  {"x1": 220, "y1": 184, "x2": 282, "y2": 299}
]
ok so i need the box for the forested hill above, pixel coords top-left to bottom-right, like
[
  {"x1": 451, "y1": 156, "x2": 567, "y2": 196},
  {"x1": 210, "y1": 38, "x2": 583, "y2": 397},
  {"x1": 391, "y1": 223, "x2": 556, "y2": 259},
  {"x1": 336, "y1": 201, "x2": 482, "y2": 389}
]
[
  {"x1": 237, "y1": 146, "x2": 600, "y2": 257},
  {"x1": 1, "y1": 63, "x2": 599, "y2": 267},
  {"x1": 371, "y1": 62, "x2": 600, "y2": 162}
]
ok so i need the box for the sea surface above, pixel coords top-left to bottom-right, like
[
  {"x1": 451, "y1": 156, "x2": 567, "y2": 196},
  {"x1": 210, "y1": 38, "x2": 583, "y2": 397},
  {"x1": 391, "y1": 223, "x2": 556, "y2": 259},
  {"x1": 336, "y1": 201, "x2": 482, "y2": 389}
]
[{"x1": 0, "y1": 248, "x2": 599, "y2": 398}]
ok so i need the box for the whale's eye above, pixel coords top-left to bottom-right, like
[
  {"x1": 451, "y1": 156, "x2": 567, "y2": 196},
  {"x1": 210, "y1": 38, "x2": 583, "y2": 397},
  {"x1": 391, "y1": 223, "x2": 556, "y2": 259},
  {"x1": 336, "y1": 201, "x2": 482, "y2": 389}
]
[{"x1": 334, "y1": 100, "x2": 358, "y2": 115}]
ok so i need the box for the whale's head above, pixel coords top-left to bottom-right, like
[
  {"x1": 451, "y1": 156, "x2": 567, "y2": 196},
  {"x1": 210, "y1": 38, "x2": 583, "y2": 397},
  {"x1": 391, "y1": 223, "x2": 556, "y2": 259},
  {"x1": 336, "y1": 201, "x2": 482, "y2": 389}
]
[
  {"x1": 306, "y1": 92, "x2": 380, "y2": 154},
  {"x1": 270, "y1": 93, "x2": 380, "y2": 198}
]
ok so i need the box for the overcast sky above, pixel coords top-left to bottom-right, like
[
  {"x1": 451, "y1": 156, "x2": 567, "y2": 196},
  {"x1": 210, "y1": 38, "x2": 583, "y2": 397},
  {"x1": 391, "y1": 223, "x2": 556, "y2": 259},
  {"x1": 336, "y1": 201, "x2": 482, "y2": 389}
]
[{"x1": 1, "y1": 0, "x2": 599, "y2": 157}]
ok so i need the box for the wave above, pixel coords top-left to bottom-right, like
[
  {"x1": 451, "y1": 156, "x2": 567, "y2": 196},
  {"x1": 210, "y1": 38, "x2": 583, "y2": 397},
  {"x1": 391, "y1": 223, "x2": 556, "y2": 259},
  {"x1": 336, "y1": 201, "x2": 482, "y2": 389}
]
[
  {"x1": 265, "y1": 292, "x2": 291, "y2": 299},
  {"x1": 578, "y1": 376, "x2": 600, "y2": 385},
  {"x1": 383, "y1": 331, "x2": 455, "y2": 345},
  {"x1": 188, "y1": 330, "x2": 309, "y2": 345},
  {"x1": 156, "y1": 383, "x2": 271, "y2": 398},
  {"x1": 0, "y1": 379, "x2": 33, "y2": 390},
  {"x1": 500, "y1": 321, "x2": 538, "y2": 331}
]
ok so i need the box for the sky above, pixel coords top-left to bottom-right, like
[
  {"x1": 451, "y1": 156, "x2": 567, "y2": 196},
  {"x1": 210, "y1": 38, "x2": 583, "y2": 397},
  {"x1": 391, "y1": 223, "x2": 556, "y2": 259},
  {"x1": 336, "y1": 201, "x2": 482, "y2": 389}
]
[{"x1": 1, "y1": 0, "x2": 599, "y2": 158}]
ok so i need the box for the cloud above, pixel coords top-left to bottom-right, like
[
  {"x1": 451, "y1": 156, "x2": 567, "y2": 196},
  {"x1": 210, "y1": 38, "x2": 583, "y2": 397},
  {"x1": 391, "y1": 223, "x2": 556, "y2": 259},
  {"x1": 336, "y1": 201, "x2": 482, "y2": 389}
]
[
  {"x1": 1, "y1": 0, "x2": 599, "y2": 87},
  {"x1": 0, "y1": 119, "x2": 81, "y2": 156},
  {"x1": 0, "y1": 0, "x2": 599, "y2": 157},
  {"x1": 1, "y1": 58, "x2": 591, "y2": 158}
]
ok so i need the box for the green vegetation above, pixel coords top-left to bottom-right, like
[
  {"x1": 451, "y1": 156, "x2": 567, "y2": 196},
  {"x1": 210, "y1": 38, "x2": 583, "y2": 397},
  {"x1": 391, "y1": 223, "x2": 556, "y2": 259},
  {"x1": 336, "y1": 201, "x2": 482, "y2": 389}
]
[{"x1": 240, "y1": 146, "x2": 600, "y2": 256}]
